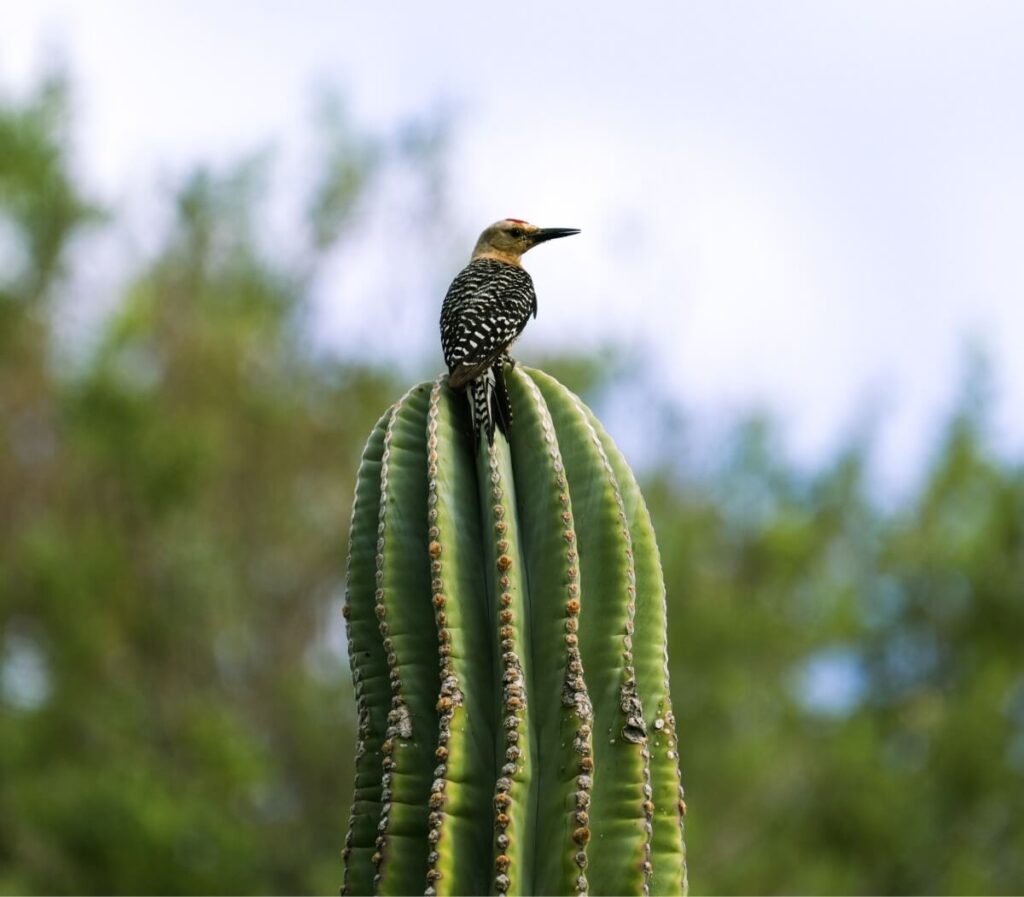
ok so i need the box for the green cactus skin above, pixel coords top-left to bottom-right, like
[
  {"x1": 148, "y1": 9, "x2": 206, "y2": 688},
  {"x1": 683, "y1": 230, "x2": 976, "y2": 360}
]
[{"x1": 342, "y1": 367, "x2": 687, "y2": 897}]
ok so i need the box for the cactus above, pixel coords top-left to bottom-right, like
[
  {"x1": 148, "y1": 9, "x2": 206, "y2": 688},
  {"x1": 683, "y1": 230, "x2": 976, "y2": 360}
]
[{"x1": 342, "y1": 366, "x2": 687, "y2": 897}]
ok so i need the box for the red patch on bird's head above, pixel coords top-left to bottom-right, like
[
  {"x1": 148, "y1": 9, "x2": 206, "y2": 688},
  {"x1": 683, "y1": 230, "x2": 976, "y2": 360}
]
[{"x1": 506, "y1": 218, "x2": 528, "y2": 225}]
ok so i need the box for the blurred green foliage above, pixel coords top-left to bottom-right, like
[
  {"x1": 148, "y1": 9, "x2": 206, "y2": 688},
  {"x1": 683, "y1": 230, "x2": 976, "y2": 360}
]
[{"x1": 1, "y1": 76, "x2": 1022, "y2": 895}]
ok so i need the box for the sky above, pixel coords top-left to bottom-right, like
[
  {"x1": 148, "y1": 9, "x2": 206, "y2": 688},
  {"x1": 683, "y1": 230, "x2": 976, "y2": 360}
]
[{"x1": 3, "y1": 1, "x2": 1024, "y2": 490}]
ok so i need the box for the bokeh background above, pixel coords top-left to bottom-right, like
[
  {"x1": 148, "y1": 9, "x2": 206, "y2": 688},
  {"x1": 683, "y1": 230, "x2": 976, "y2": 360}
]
[{"x1": 2, "y1": 2, "x2": 1023, "y2": 894}]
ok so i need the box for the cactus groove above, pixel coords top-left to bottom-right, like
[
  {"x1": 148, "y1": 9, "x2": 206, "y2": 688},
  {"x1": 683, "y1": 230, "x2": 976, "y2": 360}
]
[{"x1": 343, "y1": 367, "x2": 687, "y2": 896}]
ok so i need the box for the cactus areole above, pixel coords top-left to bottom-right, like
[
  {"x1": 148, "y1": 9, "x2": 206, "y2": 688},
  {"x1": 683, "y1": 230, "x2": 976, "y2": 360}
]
[{"x1": 342, "y1": 366, "x2": 687, "y2": 896}]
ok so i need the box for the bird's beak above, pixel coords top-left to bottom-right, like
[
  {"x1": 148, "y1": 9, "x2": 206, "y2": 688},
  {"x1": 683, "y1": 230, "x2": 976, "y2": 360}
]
[{"x1": 529, "y1": 227, "x2": 581, "y2": 246}]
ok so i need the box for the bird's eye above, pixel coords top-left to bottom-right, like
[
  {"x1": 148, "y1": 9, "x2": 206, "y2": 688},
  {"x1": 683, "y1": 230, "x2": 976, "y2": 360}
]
[{"x1": 508, "y1": 227, "x2": 524, "y2": 238}]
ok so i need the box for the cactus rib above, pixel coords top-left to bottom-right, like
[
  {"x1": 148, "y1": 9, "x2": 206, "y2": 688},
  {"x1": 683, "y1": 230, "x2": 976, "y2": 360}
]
[
  {"x1": 507, "y1": 371, "x2": 595, "y2": 896},
  {"x1": 424, "y1": 378, "x2": 495, "y2": 896},
  {"x1": 482, "y1": 436, "x2": 533, "y2": 897},
  {"x1": 343, "y1": 409, "x2": 394, "y2": 897},
  {"x1": 372, "y1": 385, "x2": 437, "y2": 895}
]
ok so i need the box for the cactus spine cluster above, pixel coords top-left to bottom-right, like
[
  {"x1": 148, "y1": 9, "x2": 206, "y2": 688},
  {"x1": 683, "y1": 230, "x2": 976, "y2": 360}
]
[{"x1": 342, "y1": 366, "x2": 687, "y2": 896}]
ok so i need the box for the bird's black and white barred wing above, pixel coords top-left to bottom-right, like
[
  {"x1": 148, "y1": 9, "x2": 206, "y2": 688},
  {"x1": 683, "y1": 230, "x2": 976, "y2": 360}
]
[{"x1": 440, "y1": 259, "x2": 536, "y2": 388}]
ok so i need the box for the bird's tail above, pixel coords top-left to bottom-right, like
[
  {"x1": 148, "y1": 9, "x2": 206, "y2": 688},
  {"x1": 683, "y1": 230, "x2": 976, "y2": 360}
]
[{"x1": 467, "y1": 365, "x2": 512, "y2": 447}]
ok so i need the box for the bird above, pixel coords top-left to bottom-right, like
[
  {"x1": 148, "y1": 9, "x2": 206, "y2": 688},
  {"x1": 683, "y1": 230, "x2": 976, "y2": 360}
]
[{"x1": 440, "y1": 218, "x2": 580, "y2": 446}]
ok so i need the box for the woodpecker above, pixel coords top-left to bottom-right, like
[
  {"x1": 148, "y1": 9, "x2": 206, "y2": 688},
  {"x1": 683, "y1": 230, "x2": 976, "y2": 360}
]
[{"x1": 440, "y1": 218, "x2": 580, "y2": 446}]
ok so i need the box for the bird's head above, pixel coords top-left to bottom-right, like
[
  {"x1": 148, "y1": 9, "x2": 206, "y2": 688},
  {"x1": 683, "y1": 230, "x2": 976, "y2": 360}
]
[{"x1": 471, "y1": 218, "x2": 580, "y2": 266}]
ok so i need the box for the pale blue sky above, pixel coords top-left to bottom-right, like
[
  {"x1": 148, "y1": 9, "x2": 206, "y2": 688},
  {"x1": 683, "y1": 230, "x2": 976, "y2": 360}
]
[{"x1": 5, "y1": 1, "x2": 1024, "y2": 487}]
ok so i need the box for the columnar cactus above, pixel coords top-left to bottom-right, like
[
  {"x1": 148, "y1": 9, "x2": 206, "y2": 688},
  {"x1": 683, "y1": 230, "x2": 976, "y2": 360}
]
[{"x1": 342, "y1": 366, "x2": 687, "y2": 897}]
